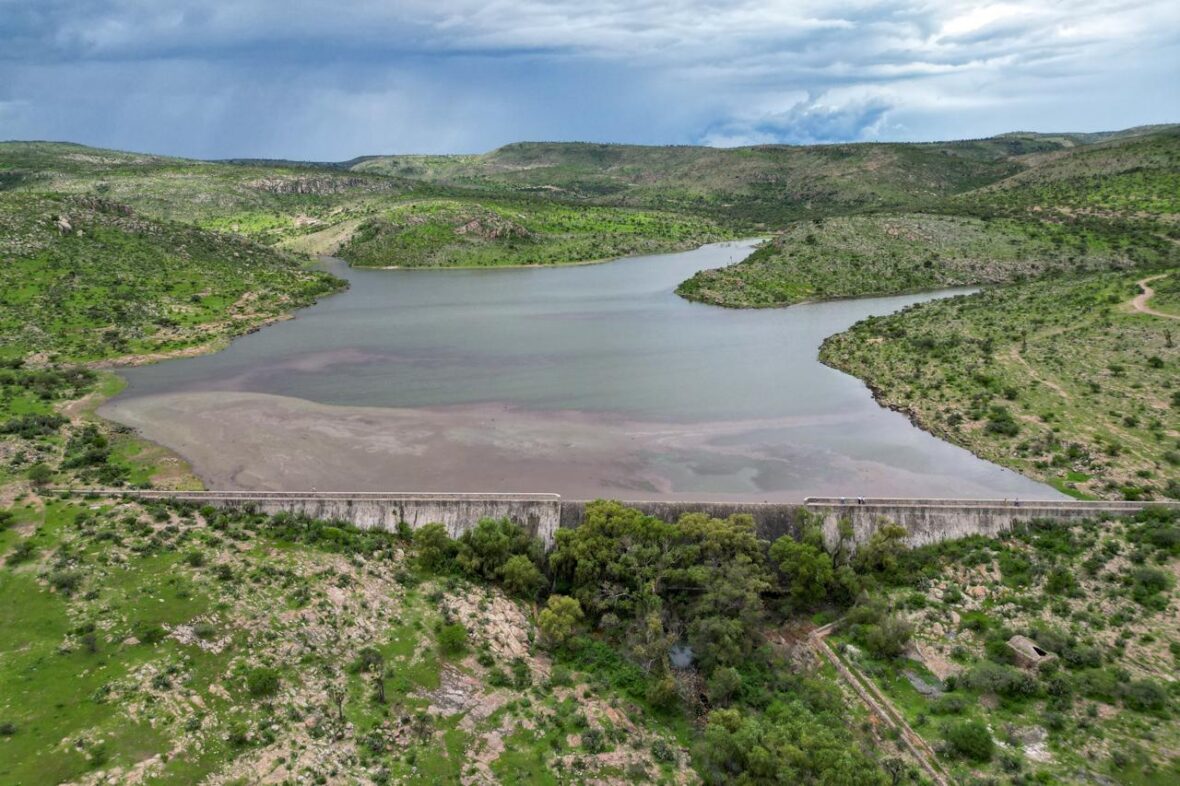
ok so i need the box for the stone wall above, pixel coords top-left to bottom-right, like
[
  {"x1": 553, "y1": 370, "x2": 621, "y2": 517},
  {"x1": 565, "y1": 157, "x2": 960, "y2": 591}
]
[
  {"x1": 68, "y1": 490, "x2": 1178, "y2": 551},
  {"x1": 93, "y1": 490, "x2": 563, "y2": 546}
]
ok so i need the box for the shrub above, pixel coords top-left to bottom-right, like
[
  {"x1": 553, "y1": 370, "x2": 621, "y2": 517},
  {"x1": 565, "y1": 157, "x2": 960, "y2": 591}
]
[
  {"x1": 437, "y1": 623, "x2": 468, "y2": 657},
  {"x1": 707, "y1": 667, "x2": 742, "y2": 707},
  {"x1": 963, "y1": 662, "x2": 1038, "y2": 699},
  {"x1": 944, "y1": 719, "x2": 994, "y2": 762},
  {"x1": 1129, "y1": 566, "x2": 1173, "y2": 606},
  {"x1": 132, "y1": 621, "x2": 166, "y2": 645},
  {"x1": 48, "y1": 569, "x2": 83, "y2": 596},
  {"x1": 499, "y1": 554, "x2": 544, "y2": 599},
  {"x1": 863, "y1": 615, "x2": 913, "y2": 660},
  {"x1": 930, "y1": 694, "x2": 969, "y2": 715},
  {"x1": 27, "y1": 463, "x2": 54, "y2": 486},
  {"x1": 414, "y1": 523, "x2": 457, "y2": 571},
  {"x1": 538, "y1": 595, "x2": 584, "y2": 648},
  {"x1": 245, "y1": 667, "x2": 281, "y2": 697},
  {"x1": 1122, "y1": 679, "x2": 1168, "y2": 713},
  {"x1": 985, "y1": 406, "x2": 1020, "y2": 437},
  {"x1": 645, "y1": 675, "x2": 680, "y2": 711}
]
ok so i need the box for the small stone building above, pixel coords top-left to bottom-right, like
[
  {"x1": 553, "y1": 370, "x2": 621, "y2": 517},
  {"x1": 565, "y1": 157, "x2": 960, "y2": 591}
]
[{"x1": 1007, "y1": 635, "x2": 1057, "y2": 670}]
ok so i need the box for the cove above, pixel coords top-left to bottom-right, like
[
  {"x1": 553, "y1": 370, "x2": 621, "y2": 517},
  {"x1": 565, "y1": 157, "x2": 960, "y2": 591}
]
[{"x1": 101, "y1": 240, "x2": 1061, "y2": 501}]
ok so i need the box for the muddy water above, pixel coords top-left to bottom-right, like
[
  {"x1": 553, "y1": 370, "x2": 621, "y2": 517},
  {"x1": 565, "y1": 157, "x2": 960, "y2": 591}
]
[{"x1": 102, "y1": 241, "x2": 1060, "y2": 500}]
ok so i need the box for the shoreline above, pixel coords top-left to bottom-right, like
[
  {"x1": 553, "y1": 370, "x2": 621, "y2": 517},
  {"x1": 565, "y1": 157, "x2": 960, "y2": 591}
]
[
  {"x1": 96, "y1": 236, "x2": 1052, "y2": 498},
  {"x1": 342, "y1": 236, "x2": 764, "y2": 271}
]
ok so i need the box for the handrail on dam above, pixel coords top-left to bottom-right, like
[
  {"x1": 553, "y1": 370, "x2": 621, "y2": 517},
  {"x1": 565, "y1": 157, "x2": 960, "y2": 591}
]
[
  {"x1": 60, "y1": 489, "x2": 561, "y2": 502},
  {"x1": 802, "y1": 496, "x2": 1172, "y2": 512}
]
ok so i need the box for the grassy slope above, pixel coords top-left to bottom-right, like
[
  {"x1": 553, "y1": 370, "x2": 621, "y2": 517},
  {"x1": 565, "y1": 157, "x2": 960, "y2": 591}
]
[
  {"x1": 676, "y1": 213, "x2": 1154, "y2": 308},
  {"x1": 338, "y1": 197, "x2": 732, "y2": 268},
  {"x1": 841, "y1": 513, "x2": 1180, "y2": 785},
  {"x1": 0, "y1": 192, "x2": 340, "y2": 362},
  {"x1": 0, "y1": 175, "x2": 342, "y2": 491},
  {"x1": 352, "y1": 136, "x2": 1062, "y2": 227},
  {"x1": 0, "y1": 500, "x2": 697, "y2": 785},
  {"x1": 963, "y1": 127, "x2": 1180, "y2": 221},
  {"x1": 820, "y1": 271, "x2": 1180, "y2": 499},
  {"x1": 676, "y1": 128, "x2": 1180, "y2": 308},
  {"x1": 2, "y1": 142, "x2": 740, "y2": 268}
]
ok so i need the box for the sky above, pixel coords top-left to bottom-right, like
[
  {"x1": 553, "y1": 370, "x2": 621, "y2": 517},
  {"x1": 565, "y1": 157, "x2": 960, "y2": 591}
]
[{"x1": 1, "y1": 0, "x2": 1177, "y2": 159}]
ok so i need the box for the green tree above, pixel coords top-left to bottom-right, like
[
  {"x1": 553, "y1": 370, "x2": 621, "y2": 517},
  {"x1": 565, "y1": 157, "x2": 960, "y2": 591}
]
[
  {"x1": 770, "y1": 536, "x2": 834, "y2": 606},
  {"x1": 853, "y1": 523, "x2": 909, "y2": 580},
  {"x1": 414, "y1": 523, "x2": 456, "y2": 571},
  {"x1": 499, "y1": 554, "x2": 543, "y2": 599},
  {"x1": 456, "y1": 517, "x2": 541, "y2": 581},
  {"x1": 537, "y1": 595, "x2": 584, "y2": 648}
]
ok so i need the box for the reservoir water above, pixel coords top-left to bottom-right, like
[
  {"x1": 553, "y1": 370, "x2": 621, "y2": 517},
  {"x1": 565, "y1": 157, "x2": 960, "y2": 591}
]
[{"x1": 102, "y1": 240, "x2": 1061, "y2": 500}]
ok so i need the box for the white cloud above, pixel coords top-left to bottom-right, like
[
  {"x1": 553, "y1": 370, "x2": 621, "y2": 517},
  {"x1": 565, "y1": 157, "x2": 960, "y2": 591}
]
[{"x1": 0, "y1": 0, "x2": 1176, "y2": 155}]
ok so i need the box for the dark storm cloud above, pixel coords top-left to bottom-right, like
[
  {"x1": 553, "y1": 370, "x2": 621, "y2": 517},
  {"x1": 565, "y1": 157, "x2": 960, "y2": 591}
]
[{"x1": 0, "y1": 1, "x2": 1176, "y2": 157}]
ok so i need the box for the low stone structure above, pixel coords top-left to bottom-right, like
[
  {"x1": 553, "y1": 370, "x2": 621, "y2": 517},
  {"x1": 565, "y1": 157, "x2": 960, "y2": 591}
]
[{"x1": 1007, "y1": 635, "x2": 1057, "y2": 670}]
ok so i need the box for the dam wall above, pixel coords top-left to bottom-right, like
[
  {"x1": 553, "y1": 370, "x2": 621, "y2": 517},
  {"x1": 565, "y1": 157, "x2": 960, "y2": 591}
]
[
  {"x1": 88, "y1": 490, "x2": 563, "y2": 545},
  {"x1": 799, "y1": 498, "x2": 1168, "y2": 552},
  {"x1": 67, "y1": 490, "x2": 1178, "y2": 550}
]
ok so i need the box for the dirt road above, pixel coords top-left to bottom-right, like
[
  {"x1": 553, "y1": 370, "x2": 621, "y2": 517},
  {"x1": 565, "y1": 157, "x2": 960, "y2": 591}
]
[{"x1": 1131, "y1": 274, "x2": 1180, "y2": 320}]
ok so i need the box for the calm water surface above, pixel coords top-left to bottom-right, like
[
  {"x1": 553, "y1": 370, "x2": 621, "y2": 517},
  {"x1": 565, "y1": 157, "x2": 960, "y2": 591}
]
[{"x1": 109, "y1": 241, "x2": 1060, "y2": 499}]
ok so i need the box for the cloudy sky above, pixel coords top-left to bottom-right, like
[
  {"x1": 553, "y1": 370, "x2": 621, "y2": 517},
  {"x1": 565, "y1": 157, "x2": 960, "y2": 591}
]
[{"x1": 1, "y1": 1, "x2": 1177, "y2": 159}]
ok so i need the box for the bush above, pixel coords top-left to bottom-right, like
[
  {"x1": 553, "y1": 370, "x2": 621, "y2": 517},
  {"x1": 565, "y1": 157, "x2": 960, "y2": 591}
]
[
  {"x1": 645, "y1": 675, "x2": 680, "y2": 711},
  {"x1": 7, "y1": 540, "x2": 37, "y2": 565},
  {"x1": 963, "y1": 662, "x2": 1038, "y2": 699},
  {"x1": 414, "y1": 523, "x2": 457, "y2": 571},
  {"x1": 437, "y1": 623, "x2": 468, "y2": 657},
  {"x1": 132, "y1": 621, "x2": 166, "y2": 645},
  {"x1": 707, "y1": 667, "x2": 743, "y2": 707},
  {"x1": 48, "y1": 569, "x2": 83, "y2": 596},
  {"x1": 861, "y1": 615, "x2": 913, "y2": 660},
  {"x1": 499, "y1": 554, "x2": 543, "y2": 599},
  {"x1": 27, "y1": 463, "x2": 54, "y2": 486},
  {"x1": 245, "y1": 667, "x2": 281, "y2": 697},
  {"x1": 1122, "y1": 679, "x2": 1168, "y2": 713},
  {"x1": 985, "y1": 406, "x2": 1020, "y2": 437},
  {"x1": 1129, "y1": 566, "x2": 1173, "y2": 606},
  {"x1": 538, "y1": 595, "x2": 584, "y2": 648},
  {"x1": 944, "y1": 719, "x2": 994, "y2": 761}
]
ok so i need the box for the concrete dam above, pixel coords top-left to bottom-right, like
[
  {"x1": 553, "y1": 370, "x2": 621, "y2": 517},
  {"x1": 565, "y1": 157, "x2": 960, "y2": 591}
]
[{"x1": 67, "y1": 490, "x2": 1178, "y2": 550}]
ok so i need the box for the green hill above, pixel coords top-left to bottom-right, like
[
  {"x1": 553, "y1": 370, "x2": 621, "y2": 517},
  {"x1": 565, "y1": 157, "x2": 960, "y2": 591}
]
[
  {"x1": 820, "y1": 269, "x2": 1180, "y2": 499},
  {"x1": 961, "y1": 127, "x2": 1180, "y2": 220},
  {"x1": 0, "y1": 192, "x2": 339, "y2": 362},
  {"x1": 676, "y1": 212, "x2": 1171, "y2": 308}
]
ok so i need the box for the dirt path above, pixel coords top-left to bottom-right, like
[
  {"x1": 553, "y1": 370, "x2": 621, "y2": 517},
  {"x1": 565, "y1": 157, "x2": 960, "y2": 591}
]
[
  {"x1": 809, "y1": 624, "x2": 953, "y2": 786},
  {"x1": 1130, "y1": 274, "x2": 1180, "y2": 320},
  {"x1": 1002, "y1": 346, "x2": 1071, "y2": 402}
]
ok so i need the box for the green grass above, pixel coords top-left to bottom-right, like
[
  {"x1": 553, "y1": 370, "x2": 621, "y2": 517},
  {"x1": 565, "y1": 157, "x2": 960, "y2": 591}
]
[
  {"x1": 0, "y1": 193, "x2": 341, "y2": 362},
  {"x1": 337, "y1": 197, "x2": 733, "y2": 268}
]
